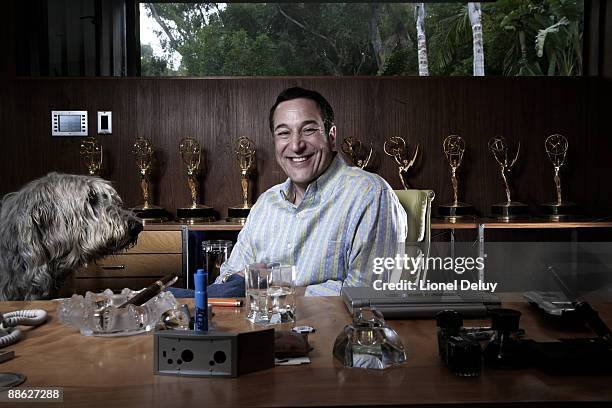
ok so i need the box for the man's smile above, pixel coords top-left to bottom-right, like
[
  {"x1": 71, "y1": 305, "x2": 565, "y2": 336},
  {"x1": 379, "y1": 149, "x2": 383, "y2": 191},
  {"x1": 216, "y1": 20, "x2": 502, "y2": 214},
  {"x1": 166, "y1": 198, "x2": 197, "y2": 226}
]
[{"x1": 287, "y1": 154, "x2": 314, "y2": 164}]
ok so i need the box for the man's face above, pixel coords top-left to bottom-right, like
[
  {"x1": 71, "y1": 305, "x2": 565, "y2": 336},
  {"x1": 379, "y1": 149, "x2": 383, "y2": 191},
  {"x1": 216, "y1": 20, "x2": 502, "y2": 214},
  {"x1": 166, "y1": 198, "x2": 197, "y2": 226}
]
[{"x1": 273, "y1": 98, "x2": 336, "y2": 191}]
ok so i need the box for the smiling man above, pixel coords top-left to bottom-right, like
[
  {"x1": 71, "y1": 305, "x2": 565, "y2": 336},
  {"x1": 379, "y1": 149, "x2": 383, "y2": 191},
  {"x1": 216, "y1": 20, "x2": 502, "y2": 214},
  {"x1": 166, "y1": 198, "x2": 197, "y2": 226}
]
[{"x1": 218, "y1": 87, "x2": 407, "y2": 295}]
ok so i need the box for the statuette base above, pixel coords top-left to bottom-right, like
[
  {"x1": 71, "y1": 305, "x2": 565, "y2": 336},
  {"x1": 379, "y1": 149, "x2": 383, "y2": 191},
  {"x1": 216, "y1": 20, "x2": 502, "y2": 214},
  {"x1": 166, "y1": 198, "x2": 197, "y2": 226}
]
[
  {"x1": 132, "y1": 205, "x2": 170, "y2": 223},
  {"x1": 132, "y1": 206, "x2": 170, "y2": 224},
  {"x1": 540, "y1": 202, "x2": 577, "y2": 221},
  {"x1": 177, "y1": 205, "x2": 216, "y2": 223},
  {"x1": 438, "y1": 202, "x2": 476, "y2": 222},
  {"x1": 491, "y1": 202, "x2": 529, "y2": 221},
  {"x1": 227, "y1": 205, "x2": 252, "y2": 223}
]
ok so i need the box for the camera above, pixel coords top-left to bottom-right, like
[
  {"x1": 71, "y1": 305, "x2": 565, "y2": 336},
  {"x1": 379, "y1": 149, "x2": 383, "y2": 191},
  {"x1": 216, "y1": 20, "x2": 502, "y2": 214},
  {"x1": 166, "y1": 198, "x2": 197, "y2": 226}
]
[
  {"x1": 436, "y1": 310, "x2": 482, "y2": 376},
  {"x1": 436, "y1": 308, "x2": 528, "y2": 375}
]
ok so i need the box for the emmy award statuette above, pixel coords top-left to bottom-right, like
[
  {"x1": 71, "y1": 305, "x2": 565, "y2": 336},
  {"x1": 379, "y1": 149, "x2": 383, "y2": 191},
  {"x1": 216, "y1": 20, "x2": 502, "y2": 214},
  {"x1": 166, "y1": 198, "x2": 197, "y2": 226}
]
[
  {"x1": 176, "y1": 138, "x2": 215, "y2": 223},
  {"x1": 131, "y1": 137, "x2": 168, "y2": 223},
  {"x1": 79, "y1": 136, "x2": 103, "y2": 176},
  {"x1": 488, "y1": 136, "x2": 528, "y2": 220},
  {"x1": 227, "y1": 136, "x2": 255, "y2": 223},
  {"x1": 342, "y1": 137, "x2": 373, "y2": 169},
  {"x1": 540, "y1": 134, "x2": 576, "y2": 220},
  {"x1": 438, "y1": 135, "x2": 475, "y2": 220},
  {"x1": 383, "y1": 136, "x2": 419, "y2": 189}
]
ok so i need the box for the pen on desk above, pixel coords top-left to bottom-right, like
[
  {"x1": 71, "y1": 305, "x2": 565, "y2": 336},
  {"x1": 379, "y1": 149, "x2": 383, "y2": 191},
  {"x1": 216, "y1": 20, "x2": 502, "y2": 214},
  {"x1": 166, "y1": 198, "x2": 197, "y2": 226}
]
[
  {"x1": 207, "y1": 298, "x2": 243, "y2": 307},
  {"x1": 118, "y1": 274, "x2": 178, "y2": 308}
]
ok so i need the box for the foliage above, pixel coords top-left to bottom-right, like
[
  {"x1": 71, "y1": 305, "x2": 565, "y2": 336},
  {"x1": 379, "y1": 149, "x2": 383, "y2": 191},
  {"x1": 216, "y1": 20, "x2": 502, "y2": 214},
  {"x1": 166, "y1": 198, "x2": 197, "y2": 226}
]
[
  {"x1": 141, "y1": 1, "x2": 583, "y2": 77},
  {"x1": 141, "y1": 44, "x2": 175, "y2": 76},
  {"x1": 425, "y1": 3, "x2": 466, "y2": 75},
  {"x1": 486, "y1": 0, "x2": 583, "y2": 75}
]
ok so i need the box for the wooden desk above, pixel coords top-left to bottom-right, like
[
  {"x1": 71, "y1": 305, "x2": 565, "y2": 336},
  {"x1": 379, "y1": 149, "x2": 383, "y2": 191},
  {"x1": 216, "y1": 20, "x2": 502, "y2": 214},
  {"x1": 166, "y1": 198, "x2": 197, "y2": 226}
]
[{"x1": 2, "y1": 298, "x2": 612, "y2": 407}]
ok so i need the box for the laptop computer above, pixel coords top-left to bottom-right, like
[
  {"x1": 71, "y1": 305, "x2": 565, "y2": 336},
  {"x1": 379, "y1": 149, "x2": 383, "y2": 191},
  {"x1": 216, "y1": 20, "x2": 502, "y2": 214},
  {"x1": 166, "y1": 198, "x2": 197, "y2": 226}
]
[{"x1": 341, "y1": 286, "x2": 501, "y2": 319}]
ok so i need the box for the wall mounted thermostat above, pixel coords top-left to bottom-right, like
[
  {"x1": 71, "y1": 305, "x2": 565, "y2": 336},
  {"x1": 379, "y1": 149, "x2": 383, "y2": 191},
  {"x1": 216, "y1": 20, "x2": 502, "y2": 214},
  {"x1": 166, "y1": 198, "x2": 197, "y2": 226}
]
[
  {"x1": 51, "y1": 110, "x2": 88, "y2": 136},
  {"x1": 97, "y1": 111, "x2": 112, "y2": 134}
]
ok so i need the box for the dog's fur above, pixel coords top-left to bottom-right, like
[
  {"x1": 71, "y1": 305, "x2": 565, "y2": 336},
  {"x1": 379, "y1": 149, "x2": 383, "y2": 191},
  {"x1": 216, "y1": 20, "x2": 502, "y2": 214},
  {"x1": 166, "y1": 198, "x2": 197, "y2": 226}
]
[{"x1": 0, "y1": 173, "x2": 142, "y2": 300}]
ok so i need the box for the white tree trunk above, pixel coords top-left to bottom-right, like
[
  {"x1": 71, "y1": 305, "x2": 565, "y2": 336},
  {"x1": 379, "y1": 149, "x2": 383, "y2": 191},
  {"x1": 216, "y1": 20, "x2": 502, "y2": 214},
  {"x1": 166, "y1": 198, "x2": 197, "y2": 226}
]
[
  {"x1": 415, "y1": 3, "x2": 429, "y2": 76},
  {"x1": 369, "y1": 4, "x2": 384, "y2": 71},
  {"x1": 468, "y1": 2, "x2": 485, "y2": 76}
]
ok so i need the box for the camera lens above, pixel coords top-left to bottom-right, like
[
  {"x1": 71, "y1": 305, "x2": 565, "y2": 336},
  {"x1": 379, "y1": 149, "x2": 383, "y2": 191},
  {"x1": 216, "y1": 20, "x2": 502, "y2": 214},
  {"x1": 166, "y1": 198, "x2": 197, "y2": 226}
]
[
  {"x1": 436, "y1": 310, "x2": 464, "y2": 363},
  {"x1": 448, "y1": 334, "x2": 482, "y2": 377}
]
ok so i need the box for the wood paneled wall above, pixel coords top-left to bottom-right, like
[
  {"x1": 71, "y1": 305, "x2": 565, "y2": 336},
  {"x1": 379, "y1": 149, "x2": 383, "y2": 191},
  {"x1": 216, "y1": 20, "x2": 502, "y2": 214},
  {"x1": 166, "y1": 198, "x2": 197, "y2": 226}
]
[{"x1": 1, "y1": 77, "x2": 610, "y2": 218}]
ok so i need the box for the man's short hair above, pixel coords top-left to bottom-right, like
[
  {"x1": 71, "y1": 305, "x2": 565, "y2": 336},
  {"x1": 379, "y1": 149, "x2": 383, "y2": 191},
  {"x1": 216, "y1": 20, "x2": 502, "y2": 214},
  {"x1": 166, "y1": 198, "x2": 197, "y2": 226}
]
[{"x1": 269, "y1": 87, "x2": 335, "y2": 134}]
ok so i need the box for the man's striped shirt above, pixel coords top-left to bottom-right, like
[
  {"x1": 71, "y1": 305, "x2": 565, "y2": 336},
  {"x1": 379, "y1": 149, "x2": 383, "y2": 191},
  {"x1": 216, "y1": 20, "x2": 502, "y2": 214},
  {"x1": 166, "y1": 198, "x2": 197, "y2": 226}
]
[{"x1": 219, "y1": 155, "x2": 407, "y2": 295}]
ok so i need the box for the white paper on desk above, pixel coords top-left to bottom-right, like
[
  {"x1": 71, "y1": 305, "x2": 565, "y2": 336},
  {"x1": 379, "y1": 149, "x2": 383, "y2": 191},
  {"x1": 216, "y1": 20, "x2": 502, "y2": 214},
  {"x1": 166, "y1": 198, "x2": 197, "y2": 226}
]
[{"x1": 275, "y1": 357, "x2": 311, "y2": 366}]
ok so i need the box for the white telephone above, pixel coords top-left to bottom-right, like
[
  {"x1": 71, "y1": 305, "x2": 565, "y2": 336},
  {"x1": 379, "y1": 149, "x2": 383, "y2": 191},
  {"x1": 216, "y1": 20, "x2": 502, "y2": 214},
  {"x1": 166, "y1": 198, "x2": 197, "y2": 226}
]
[{"x1": 0, "y1": 309, "x2": 48, "y2": 348}]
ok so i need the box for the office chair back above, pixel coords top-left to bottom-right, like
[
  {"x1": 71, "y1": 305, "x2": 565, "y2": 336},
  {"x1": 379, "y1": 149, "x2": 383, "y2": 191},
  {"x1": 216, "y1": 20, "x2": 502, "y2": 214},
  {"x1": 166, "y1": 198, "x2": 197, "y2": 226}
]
[
  {"x1": 393, "y1": 189, "x2": 435, "y2": 243},
  {"x1": 391, "y1": 189, "x2": 435, "y2": 283}
]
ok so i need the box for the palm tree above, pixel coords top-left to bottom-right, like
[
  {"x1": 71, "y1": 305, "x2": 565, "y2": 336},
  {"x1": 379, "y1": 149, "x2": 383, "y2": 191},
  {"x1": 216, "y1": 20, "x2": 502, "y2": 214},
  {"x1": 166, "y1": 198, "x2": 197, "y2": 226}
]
[
  {"x1": 427, "y1": 2, "x2": 485, "y2": 76},
  {"x1": 468, "y1": 2, "x2": 485, "y2": 75},
  {"x1": 414, "y1": 3, "x2": 429, "y2": 76},
  {"x1": 427, "y1": 3, "x2": 471, "y2": 75}
]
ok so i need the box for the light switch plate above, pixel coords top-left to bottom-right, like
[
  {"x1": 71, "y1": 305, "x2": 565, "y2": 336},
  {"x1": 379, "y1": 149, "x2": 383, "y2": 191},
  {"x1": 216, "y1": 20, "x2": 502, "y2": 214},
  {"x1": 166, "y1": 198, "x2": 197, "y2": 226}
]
[{"x1": 97, "y1": 111, "x2": 112, "y2": 134}]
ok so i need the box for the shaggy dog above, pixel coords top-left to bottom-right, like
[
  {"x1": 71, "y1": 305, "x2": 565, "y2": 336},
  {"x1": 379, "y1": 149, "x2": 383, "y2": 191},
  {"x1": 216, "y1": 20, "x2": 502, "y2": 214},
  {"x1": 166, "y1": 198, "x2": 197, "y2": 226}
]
[{"x1": 0, "y1": 173, "x2": 142, "y2": 300}]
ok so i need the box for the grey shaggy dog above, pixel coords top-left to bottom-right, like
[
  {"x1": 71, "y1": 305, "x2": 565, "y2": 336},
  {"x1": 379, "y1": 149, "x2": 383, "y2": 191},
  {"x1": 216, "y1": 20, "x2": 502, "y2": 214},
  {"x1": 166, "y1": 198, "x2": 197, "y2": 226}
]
[{"x1": 0, "y1": 173, "x2": 142, "y2": 300}]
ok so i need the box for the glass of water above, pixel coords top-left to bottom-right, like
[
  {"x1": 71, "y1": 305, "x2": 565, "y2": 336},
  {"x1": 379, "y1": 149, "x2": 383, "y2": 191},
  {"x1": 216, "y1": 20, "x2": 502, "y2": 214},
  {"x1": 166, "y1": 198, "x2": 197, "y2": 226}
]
[
  {"x1": 200, "y1": 240, "x2": 233, "y2": 287},
  {"x1": 245, "y1": 263, "x2": 296, "y2": 325}
]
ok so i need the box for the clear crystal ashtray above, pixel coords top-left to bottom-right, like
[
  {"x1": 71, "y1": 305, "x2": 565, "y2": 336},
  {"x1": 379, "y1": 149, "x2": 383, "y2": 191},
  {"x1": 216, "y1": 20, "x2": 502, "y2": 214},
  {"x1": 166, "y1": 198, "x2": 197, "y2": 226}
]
[{"x1": 57, "y1": 289, "x2": 179, "y2": 337}]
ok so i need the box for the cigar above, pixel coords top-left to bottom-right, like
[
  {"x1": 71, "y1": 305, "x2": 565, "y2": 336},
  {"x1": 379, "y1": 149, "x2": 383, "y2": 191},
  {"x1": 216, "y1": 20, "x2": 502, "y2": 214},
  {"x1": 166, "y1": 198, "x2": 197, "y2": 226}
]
[
  {"x1": 118, "y1": 274, "x2": 178, "y2": 308},
  {"x1": 207, "y1": 298, "x2": 243, "y2": 307}
]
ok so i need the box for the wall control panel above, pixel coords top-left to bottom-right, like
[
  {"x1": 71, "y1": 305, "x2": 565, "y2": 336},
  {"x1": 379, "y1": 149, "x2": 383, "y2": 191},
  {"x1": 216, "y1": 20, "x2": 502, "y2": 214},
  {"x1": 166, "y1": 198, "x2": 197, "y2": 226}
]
[{"x1": 51, "y1": 111, "x2": 88, "y2": 136}]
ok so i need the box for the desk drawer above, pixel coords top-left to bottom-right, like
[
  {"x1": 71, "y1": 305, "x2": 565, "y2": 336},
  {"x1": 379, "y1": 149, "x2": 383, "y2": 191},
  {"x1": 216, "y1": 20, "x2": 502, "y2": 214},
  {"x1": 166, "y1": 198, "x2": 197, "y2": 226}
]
[
  {"x1": 127, "y1": 231, "x2": 181, "y2": 254},
  {"x1": 79, "y1": 254, "x2": 182, "y2": 278},
  {"x1": 70, "y1": 254, "x2": 183, "y2": 294},
  {"x1": 61, "y1": 229, "x2": 184, "y2": 295}
]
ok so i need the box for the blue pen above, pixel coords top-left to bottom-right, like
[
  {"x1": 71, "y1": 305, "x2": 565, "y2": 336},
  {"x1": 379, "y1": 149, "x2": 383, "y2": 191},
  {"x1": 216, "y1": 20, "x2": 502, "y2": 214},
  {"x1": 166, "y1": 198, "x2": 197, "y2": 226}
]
[{"x1": 194, "y1": 268, "x2": 208, "y2": 331}]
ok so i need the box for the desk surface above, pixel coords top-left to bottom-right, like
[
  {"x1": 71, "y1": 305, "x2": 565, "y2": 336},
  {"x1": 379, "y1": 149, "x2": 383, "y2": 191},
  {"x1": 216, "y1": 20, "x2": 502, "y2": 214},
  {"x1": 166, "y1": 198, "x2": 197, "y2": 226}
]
[{"x1": 2, "y1": 298, "x2": 612, "y2": 407}]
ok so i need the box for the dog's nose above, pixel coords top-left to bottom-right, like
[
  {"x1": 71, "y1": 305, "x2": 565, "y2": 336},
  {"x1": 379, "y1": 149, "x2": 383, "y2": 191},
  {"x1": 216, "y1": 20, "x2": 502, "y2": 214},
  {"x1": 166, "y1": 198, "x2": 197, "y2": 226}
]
[{"x1": 129, "y1": 217, "x2": 144, "y2": 236}]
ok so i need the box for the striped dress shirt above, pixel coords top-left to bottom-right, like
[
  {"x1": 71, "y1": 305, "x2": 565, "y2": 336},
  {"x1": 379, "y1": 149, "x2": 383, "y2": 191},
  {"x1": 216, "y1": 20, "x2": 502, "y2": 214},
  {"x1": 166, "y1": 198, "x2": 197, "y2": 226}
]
[{"x1": 219, "y1": 154, "x2": 407, "y2": 295}]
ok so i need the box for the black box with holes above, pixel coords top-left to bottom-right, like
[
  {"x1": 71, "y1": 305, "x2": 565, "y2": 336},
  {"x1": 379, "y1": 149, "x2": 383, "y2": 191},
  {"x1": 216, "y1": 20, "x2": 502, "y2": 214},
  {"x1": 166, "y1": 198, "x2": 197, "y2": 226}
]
[{"x1": 154, "y1": 329, "x2": 275, "y2": 377}]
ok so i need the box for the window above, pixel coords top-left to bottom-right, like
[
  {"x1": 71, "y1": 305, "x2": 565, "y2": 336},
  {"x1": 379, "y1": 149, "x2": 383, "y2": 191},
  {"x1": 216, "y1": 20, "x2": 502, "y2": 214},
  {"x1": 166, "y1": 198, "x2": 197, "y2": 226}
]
[{"x1": 140, "y1": 1, "x2": 585, "y2": 77}]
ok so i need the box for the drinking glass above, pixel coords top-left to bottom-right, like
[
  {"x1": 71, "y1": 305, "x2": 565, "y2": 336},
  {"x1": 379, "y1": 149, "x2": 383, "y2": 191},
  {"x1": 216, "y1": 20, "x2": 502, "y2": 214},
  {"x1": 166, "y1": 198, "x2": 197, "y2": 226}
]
[
  {"x1": 245, "y1": 263, "x2": 295, "y2": 325},
  {"x1": 199, "y1": 240, "x2": 233, "y2": 287}
]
